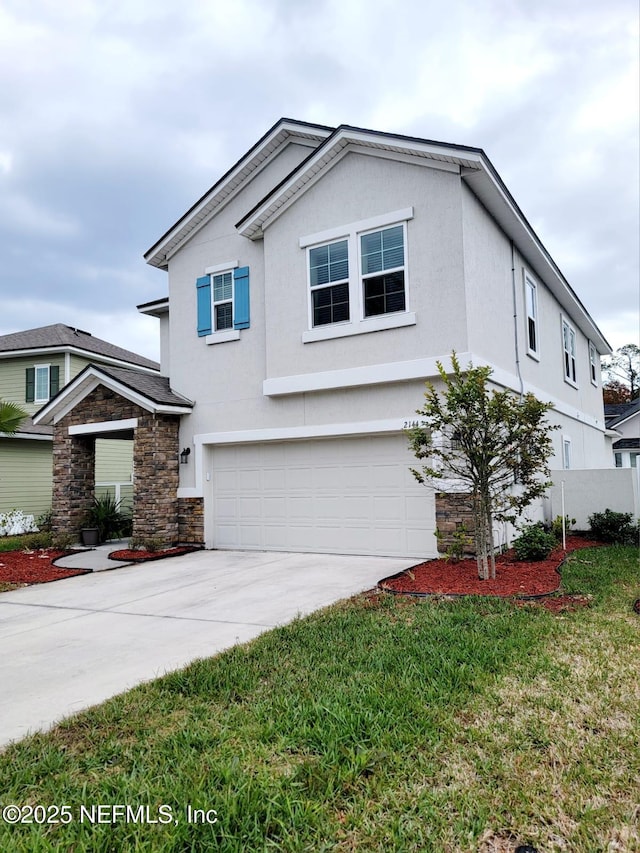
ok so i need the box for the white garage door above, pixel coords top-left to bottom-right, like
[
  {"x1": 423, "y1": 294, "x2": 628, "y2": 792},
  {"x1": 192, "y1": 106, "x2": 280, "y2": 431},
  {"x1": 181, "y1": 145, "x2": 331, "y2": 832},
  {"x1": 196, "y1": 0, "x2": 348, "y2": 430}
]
[{"x1": 206, "y1": 434, "x2": 435, "y2": 557}]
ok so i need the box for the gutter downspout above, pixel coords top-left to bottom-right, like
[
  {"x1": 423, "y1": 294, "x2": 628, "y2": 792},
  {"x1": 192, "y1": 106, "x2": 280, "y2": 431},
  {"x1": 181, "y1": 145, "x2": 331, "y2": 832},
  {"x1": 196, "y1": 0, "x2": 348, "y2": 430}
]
[{"x1": 511, "y1": 240, "x2": 524, "y2": 401}]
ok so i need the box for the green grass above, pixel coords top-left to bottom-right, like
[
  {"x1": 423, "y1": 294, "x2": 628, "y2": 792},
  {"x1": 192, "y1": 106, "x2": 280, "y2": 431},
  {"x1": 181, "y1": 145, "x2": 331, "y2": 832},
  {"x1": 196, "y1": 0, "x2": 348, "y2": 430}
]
[{"x1": 0, "y1": 546, "x2": 638, "y2": 852}]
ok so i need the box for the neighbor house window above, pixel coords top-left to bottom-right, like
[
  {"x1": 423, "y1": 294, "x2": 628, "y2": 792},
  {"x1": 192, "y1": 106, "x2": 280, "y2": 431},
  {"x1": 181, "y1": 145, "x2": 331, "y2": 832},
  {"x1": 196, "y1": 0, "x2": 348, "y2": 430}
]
[
  {"x1": 35, "y1": 366, "x2": 50, "y2": 402},
  {"x1": 631, "y1": 453, "x2": 639, "y2": 468},
  {"x1": 589, "y1": 342, "x2": 598, "y2": 385},
  {"x1": 524, "y1": 271, "x2": 538, "y2": 356},
  {"x1": 614, "y1": 453, "x2": 622, "y2": 467},
  {"x1": 309, "y1": 239, "x2": 350, "y2": 326},
  {"x1": 302, "y1": 208, "x2": 413, "y2": 339},
  {"x1": 562, "y1": 318, "x2": 577, "y2": 385},
  {"x1": 562, "y1": 436, "x2": 572, "y2": 470},
  {"x1": 25, "y1": 364, "x2": 59, "y2": 404}
]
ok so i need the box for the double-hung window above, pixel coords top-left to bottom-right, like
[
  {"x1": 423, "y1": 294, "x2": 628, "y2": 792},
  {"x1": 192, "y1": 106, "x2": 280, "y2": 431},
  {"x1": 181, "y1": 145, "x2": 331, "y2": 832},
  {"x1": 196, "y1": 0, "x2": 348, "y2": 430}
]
[
  {"x1": 562, "y1": 317, "x2": 577, "y2": 385},
  {"x1": 211, "y1": 271, "x2": 234, "y2": 331},
  {"x1": 196, "y1": 262, "x2": 250, "y2": 342},
  {"x1": 524, "y1": 271, "x2": 538, "y2": 357},
  {"x1": 301, "y1": 208, "x2": 414, "y2": 342},
  {"x1": 309, "y1": 240, "x2": 349, "y2": 326},
  {"x1": 361, "y1": 225, "x2": 406, "y2": 317}
]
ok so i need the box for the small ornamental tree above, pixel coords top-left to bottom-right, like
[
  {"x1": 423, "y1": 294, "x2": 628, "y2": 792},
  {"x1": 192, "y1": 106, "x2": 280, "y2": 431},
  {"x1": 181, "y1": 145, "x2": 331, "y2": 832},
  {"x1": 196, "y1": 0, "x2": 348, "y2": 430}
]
[{"x1": 407, "y1": 353, "x2": 558, "y2": 580}]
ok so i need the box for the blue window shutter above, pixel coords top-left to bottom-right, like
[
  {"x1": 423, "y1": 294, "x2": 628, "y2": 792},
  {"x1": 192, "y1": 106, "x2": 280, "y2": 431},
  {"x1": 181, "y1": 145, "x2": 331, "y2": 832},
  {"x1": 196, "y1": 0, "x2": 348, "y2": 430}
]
[
  {"x1": 25, "y1": 368, "x2": 35, "y2": 403},
  {"x1": 196, "y1": 275, "x2": 212, "y2": 336},
  {"x1": 233, "y1": 266, "x2": 250, "y2": 329}
]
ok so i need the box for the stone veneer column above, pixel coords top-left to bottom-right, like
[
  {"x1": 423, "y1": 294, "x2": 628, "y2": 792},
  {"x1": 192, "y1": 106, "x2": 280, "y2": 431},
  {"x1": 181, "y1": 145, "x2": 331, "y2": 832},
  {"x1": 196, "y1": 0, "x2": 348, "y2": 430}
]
[
  {"x1": 435, "y1": 492, "x2": 477, "y2": 555},
  {"x1": 178, "y1": 497, "x2": 205, "y2": 544},
  {"x1": 52, "y1": 427, "x2": 95, "y2": 535},
  {"x1": 132, "y1": 413, "x2": 181, "y2": 544}
]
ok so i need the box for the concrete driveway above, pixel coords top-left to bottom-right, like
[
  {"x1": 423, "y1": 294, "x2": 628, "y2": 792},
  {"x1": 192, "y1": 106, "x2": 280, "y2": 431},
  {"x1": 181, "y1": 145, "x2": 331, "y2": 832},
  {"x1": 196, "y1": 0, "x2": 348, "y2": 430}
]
[{"x1": 0, "y1": 549, "x2": 414, "y2": 750}]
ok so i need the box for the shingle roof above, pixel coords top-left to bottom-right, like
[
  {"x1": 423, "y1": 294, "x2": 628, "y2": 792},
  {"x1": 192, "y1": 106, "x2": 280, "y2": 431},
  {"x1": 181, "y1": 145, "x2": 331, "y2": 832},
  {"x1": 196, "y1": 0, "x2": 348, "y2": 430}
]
[
  {"x1": 0, "y1": 324, "x2": 159, "y2": 371},
  {"x1": 613, "y1": 438, "x2": 640, "y2": 450},
  {"x1": 605, "y1": 400, "x2": 640, "y2": 428},
  {"x1": 95, "y1": 365, "x2": 193, "y2": 407},
  {"x1": 15, "y1": 417, "x2": 53, "y2": 437}
]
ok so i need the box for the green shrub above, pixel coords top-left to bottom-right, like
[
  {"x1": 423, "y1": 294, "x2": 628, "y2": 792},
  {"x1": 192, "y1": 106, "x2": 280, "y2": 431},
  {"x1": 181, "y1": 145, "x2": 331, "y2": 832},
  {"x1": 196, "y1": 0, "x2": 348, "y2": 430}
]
[
  {"x1": 513, "y1": 523, "x2": 557, "y2": 561},
  {"x1": 588, "y1": 508, "x2": 638, "y2": 544},
  {"x1": 36, "y1": 509, "x2": 53, "y2": 532},
  {"x1": 86, "y1": 494, "x2": 132, "y2": 542},
  {"x1": 550, "y1": 514, "x2": 576, "y2": 541}
]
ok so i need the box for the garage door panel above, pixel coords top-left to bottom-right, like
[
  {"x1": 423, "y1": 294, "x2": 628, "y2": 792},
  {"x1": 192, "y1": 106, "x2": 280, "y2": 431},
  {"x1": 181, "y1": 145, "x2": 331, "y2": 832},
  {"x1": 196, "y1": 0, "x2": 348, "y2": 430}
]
[
  {"x1": 208, "y1": 435, "x2": 435, "y2": 557},
  {"x1": 263, "y1": 469, "x2": 286, "y2": 490},
  {"x1": 373, "y1": 495, "x2": 405, "y2": 521},
  {"x1": 262, "y1": 496, "x2": 287, "y2": 518}
]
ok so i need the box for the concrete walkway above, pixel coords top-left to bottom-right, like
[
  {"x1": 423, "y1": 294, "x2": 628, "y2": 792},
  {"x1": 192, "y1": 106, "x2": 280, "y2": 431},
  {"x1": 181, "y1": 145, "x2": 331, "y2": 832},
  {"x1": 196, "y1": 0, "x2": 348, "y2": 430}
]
[
  {"x1": 55, "y1": 540, "x2": 135, "y2": 572},
  {"x1": 0, "y1": 549, "x2": 414, "y2": 750}
]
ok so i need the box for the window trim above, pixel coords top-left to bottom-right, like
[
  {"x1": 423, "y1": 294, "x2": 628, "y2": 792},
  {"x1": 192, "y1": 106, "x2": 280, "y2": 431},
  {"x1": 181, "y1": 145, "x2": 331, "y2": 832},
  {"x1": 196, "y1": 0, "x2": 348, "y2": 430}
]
[
  {"x1": 562, "y1": 435, "x2": 572, "y2": 470},
  {"x1": 201, "y1": 260, "x2": 243, "y2": 345},
  {"x1": 588, "y1": 341, "x2": 598, "y2": 386},
  {"x1": 523, "y1": 269, "x2": 539, "y2": 360},
  {"x1": 301, "y1": 208, "x2": 414, "y2": 343},
  {"x1": 561, "y1": 316, "x2": 578, "y2": 387}
]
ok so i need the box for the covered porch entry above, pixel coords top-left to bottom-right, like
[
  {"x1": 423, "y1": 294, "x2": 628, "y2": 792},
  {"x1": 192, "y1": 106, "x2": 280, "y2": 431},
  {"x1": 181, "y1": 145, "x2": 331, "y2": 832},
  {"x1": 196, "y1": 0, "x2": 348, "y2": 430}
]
[{"x1": 33, "y1": 364, "x2": 193, "y2": 545}]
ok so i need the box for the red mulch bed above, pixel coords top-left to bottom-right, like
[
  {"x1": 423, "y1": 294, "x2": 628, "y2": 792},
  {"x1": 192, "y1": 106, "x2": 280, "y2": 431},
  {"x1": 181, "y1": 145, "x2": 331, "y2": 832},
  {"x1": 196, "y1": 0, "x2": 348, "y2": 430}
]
[
  {"x1": 109, "y1": 546, "x2": 201, "y2": 562},
  {"x1": 379, "y1": 536, "x2": 603, "y2": 604},
  {"x1": 0, "y1": 550, "x2": 88, "y2": 586}
]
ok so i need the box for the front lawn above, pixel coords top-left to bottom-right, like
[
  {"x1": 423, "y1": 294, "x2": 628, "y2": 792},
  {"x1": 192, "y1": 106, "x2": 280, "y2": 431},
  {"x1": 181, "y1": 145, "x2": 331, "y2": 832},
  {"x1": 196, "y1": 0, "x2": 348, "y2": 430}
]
[{"x1": 0, "y1": 546, "x2": 637, "y2": 852}]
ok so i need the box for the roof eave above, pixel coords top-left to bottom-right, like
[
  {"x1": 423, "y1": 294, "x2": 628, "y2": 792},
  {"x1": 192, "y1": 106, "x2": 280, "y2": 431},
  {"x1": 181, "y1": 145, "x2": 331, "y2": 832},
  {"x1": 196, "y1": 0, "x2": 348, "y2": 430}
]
[
  {"x1": 33, "y1": 366, "x2": 193, "y2": 426},
  {"x1": 144, "y1": 118, "x2": 335, "y2": 270}
]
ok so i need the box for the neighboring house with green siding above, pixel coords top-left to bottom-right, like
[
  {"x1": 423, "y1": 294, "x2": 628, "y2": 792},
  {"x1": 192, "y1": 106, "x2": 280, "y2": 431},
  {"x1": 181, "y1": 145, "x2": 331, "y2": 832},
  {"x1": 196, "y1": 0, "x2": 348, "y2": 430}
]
[{"x1": 0, "y1": 324, "x2": 159, "y2": 518}]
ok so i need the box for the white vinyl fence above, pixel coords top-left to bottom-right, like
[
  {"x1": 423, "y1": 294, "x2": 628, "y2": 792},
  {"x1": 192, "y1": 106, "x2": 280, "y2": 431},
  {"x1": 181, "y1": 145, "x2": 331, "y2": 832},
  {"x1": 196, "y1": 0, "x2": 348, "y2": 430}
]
[{"x1": 546, "y1": 468, "x2": 640, "y2": 531}]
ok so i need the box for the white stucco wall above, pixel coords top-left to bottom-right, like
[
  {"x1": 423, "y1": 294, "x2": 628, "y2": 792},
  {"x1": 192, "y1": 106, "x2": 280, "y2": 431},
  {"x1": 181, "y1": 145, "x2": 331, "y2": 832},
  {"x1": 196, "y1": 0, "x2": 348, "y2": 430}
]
[
  {"x1": 262, "y1": 151, "x2": 468, "y2": 381},
  {"x1": 162, "y1": 142, "x2": 612, "y2": 495}
]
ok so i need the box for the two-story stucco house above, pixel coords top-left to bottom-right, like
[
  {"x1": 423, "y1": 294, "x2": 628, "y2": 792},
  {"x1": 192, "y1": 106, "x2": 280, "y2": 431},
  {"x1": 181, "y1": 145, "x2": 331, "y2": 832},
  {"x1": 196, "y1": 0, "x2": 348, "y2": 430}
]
[
  {"x1": 36, "y1": 119, "x2": 613, "y2": 554},
  {"x1": 0, "y1": 324, "x2": 160, "y2": 517}
]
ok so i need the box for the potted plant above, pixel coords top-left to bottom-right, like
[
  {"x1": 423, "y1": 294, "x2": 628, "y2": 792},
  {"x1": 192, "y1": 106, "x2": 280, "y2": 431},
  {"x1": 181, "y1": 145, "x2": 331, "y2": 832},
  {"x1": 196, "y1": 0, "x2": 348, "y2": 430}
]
[{"x1": 81, "y1": 494, "x2": 132, "y2": 545}]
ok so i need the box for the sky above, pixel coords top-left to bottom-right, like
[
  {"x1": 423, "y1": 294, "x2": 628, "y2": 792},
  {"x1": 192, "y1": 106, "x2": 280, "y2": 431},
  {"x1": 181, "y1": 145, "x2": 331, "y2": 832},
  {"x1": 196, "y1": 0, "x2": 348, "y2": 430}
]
[{"x1": 0, "y1": 0, "x2": 638, "y2": 364}]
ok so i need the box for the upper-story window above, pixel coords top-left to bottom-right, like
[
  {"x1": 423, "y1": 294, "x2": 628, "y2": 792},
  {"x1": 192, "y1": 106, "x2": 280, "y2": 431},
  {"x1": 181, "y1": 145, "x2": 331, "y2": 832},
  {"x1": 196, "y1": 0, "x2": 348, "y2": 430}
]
[
  {"x1": 25, "y1": 364, "x2": 60, "y2": 404},
  {"x1": 309, "y1": 240, "x2": 349, "y2": 326},
  {"x1": 589, "y1": 341, "x2": 598, "y2": 386},
  {"x1": 361, "y1": 225, "x2": 406, "y2": 318},
  {"x1": 524, "y1": 271, "x2": 538, "y2": 357},
  {"x1": 196, "y1": 263, "x2": 250, "y2": 343},
  {"x1": 562, "y1": 317, "x2": 577, "y2": 386},
  {"x1": 211, "y1": 271, "x2": 234, "y2": 331},
  {"x1": 301, "y1": 209, "x2": 415, "y2": 343}
]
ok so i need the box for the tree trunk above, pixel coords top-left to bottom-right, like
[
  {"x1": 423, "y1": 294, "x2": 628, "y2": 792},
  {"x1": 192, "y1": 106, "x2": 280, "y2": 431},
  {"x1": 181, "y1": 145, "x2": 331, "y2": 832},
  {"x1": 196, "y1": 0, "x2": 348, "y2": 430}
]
[
  {"x1": 474, "y1": 493, "x2": 490, "y2": 580},
  {"x1": 486, "y1": 503, "x2": 496, "y2": 579}
]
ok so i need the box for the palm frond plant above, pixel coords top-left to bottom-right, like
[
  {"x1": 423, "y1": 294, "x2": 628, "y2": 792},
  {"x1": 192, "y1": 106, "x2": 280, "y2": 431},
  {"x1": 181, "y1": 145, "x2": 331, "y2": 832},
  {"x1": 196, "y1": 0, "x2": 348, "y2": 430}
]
[{"x1": 0, "y1": 400, "x2": 28, "y2": 436}]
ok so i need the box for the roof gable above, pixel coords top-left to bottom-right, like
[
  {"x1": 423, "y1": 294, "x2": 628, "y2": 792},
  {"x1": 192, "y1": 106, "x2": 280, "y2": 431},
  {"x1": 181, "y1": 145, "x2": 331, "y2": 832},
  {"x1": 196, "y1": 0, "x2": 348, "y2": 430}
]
[
  {"x1": 144, "y1": 118, "x2": 334, "y2": 269},
  {"x1": 237, "y1": 123, "x2": 609, "y2": 354},
  {"x1": 33, "y1": 364, "x2": 193, "y2": 426}
]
